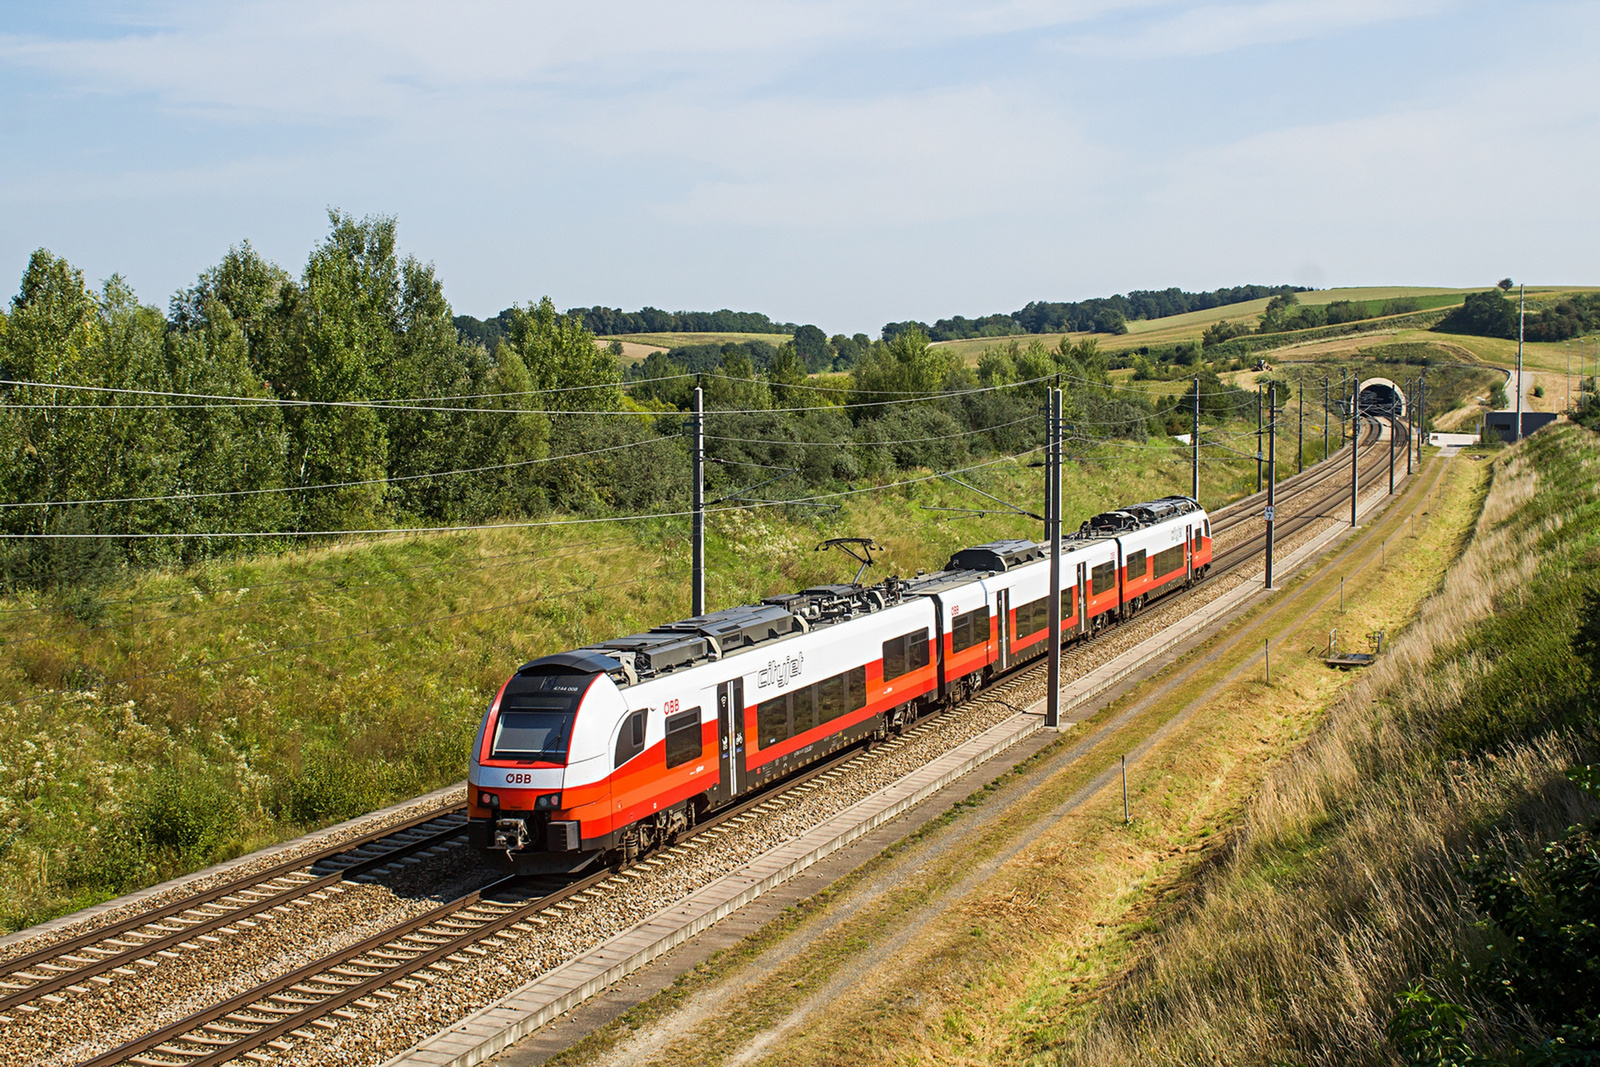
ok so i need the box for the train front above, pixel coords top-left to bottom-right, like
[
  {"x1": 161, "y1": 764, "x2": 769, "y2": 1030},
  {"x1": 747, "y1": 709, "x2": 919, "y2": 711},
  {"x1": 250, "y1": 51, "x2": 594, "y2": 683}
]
[{"x1": 468, "y1": 651, "x2": 627, "y2": 874}]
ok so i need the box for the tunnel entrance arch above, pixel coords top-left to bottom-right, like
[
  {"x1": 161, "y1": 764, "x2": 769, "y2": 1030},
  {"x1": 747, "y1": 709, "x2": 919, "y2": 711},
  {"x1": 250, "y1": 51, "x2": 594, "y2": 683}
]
[{"x1": 1357, "y1": 377, "x2": 1407, "y2": 416}]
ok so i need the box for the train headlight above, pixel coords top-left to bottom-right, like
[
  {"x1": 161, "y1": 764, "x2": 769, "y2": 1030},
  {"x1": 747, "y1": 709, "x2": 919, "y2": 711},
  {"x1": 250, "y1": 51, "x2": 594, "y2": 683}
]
[
  {"x1": 534, "y1": 792, "x2": 562, "y2": 810},
  {"x1": 478, "y1": 791, "x2": 498, "y2": 808}
]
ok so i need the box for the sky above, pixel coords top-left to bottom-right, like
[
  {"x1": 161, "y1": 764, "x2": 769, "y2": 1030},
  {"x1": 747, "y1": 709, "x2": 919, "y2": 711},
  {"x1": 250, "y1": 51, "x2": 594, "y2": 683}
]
[{"x1": 1, "y1": 1, "x2": 1597, "y2": 335}]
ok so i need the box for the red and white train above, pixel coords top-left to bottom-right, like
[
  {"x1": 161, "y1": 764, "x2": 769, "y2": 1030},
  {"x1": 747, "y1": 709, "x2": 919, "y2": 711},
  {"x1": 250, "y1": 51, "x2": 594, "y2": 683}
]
[{"x1": 468, "y1": 496, "x2": 1212, "y2": 871}]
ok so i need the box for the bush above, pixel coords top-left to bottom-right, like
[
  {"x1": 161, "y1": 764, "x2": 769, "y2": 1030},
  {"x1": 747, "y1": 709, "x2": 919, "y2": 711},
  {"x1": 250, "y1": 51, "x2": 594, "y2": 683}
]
[
  {"x1": 1202, "y1": 319, "x2": 1251, "y2": 347},
  {"x1": 132, "y1": 766, "x2": 243, "y2": 863},
  {"x1": 273, "y1": 746, "x2": 387, "y2": 826},
  {"x1": 1438, "y1": 291, "x2": 1518, "y2": 339}
]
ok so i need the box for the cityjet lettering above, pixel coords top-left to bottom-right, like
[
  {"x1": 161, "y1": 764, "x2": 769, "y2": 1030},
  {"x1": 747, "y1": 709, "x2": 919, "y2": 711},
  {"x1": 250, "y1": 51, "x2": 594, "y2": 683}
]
[{"x1": 757, "y1": 653, "x2": 805, "y2": 690}]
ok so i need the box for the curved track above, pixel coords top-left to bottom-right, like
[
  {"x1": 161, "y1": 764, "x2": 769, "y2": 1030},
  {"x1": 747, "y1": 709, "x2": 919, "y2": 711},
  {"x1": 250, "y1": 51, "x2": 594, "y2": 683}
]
[
  {"x1": 0, "y1": 809, "x2": 468, "y2": 1014},
  {"x1": 4, "y1": 416, "x2": 1412, "y2": 1066}
]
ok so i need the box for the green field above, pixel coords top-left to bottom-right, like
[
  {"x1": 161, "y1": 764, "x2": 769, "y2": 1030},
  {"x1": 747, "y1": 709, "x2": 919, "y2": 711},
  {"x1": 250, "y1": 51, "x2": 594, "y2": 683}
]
[{"x1": 928, "y1": 286, "x2": 1597, "y2": 367}]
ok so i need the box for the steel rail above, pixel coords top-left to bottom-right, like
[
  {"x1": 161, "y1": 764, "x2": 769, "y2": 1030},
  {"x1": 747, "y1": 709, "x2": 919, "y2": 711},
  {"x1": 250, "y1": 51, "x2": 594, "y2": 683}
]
[
  {"x1": 81, "y1": 745, "x2": 871, "y2": 1067},
  {"x1": 1209, "y1": 417, "x2": 1386, "y2": 533},
  {"x1": 0, "y1": 807, "x2": 468, "y2": 1009},
  {"x1": 1206, "y1": 416, "x2": 1401, "y2": 576}
]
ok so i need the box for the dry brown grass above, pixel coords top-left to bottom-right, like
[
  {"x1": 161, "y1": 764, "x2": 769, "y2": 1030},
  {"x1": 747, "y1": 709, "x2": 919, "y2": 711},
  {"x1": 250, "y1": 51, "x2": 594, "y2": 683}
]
[{"x1": 1061, "y1": 435, "x2": 1600, "y2": 1066}]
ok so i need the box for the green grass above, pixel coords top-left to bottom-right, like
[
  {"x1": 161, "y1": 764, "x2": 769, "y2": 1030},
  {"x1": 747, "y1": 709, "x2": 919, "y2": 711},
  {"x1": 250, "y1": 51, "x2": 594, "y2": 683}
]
[
  {"x1": 0, "y1": 431, "x2": 1274, "y2": 934},
  {"x1": 930, "y1": 287, "x2": 1598, "y2": 367},
  {"x1": 1062, "y1": 423, "x2": 1600, "y2": 1065}
]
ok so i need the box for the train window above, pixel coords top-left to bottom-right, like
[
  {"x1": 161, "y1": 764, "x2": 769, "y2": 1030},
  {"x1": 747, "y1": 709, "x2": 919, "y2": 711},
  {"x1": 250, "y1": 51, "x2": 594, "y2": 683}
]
[
  {"x1": 664, "y1": 708, "x2": 702, "y2": 769},
  {"x1": 1091, "y1": 562, "x2": 1116, "y2": 596},
  {"x1": 757, "y1": 695, "x2": 789, "y2": 749},
  {"x1": 1193, "y1": 527, "x2": 1202, "y2": 550},
  {"x1": 1014, "y1": 596, "x2": 1047, "y2": 638},
  {"x1": 848, "y1": 665, "x2": 867, "y2": 711},
  {"x1": 1125, "y1": 550, "x2": 1147, "y2": 578},
  {"x1": 908, "y1": 629, "x2": 930, "y2": 672},
  {"x1": 883, "y1": 628, "x2": 929, "y2": 681},
  {"x1": 491, "y1": 697, "x2": 578, "y2": 763},
  {"x1": 817, "y1": 673, "x2": 847, "y2": 722},
  {"x1": 1203, "y1": 519, "x2": 1210, "y2": 537},
  {"x1": 1061, "y1": 587, "x2": 1073, "y2": 621},
  {"x1": 792, "y1": 685, "x2": 818, "y2": 735},
  {"x1": 614, "y1": 709, "x2": 648, "y2": 768},
  {"x1": 951, "y1": 606, "x2": 990, "y2": 653},
  {"x1": 1153, "y1": 545, "x2": 1185, "y2": 576}
]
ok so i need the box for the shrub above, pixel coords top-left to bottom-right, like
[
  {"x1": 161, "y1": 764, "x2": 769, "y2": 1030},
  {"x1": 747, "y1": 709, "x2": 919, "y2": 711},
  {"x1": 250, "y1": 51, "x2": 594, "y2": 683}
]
[{"x1": 132, "y1": 766, "x2": 243, "y2": 864}]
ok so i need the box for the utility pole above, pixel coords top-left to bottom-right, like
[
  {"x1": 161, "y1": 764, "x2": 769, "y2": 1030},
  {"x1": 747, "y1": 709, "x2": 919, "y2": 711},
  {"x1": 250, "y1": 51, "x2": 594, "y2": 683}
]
[
  {"x1": 1516, "y1": 283, "x2": 1525, "y2": 441},
  {"x1": 1350, "y1": 377, "x2": 1360, "y2": 528},
  {"x1": 1323, "y1": 377, "x2": 1330, "y2": 461},
  {"x1": 1388, "y1": 396, "x2": 1395, "y2": 495},
  {"x1": 1255, "y1": 383, "x2": 1263, "y2": 493},
  {"x1": 1045, "y1": 388, "x2": 1062, "y2": 730},
  {"x1": 1419, "y1": 373, "x2": 1427, "y2": 460},
  {"x1": 1191, "y1": 375, "x2": 1200, "y2": 502},
  {"x1": 1406, "y1": 377, "x2": 1413, "y2": 476},
  {"x1": 692, "y1": 383, "x2": 706, "y2": 617},
  {"x1": 1266, "y1": 384, "x2": 1277, "y2": 590},
  {"x1": 1339, "y1": 373, "x2": 1348, "y2": 447},
  {"x1": 1297, "y1": 376, "x2": 1304, "y2": 474}
]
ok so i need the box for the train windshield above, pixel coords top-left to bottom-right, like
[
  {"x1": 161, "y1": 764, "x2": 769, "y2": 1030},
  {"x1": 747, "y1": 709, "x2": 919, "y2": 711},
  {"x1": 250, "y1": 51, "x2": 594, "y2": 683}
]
[{"x1": 491, "y1": 694, "x2": 578, "y2": 762}]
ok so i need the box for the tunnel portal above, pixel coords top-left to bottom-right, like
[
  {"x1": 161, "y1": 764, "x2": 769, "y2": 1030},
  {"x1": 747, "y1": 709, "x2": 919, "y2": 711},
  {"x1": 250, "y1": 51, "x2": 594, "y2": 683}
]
[{"x1": 1357, "y1": 377, "x2": 1407, "y2": 416}]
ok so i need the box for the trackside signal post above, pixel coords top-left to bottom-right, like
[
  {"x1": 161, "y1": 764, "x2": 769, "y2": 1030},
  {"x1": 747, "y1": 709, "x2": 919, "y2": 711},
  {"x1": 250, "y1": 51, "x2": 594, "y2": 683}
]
[{"x1": 1046, "y1": 388, "x2": 1063, "y2": 730}]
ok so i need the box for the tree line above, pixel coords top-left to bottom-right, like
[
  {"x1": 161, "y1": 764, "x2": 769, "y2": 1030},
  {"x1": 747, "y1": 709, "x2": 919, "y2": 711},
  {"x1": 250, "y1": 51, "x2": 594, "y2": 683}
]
[
  {"x1": 0, "y1": 213, "x2": 1189, "y2": 594},
  {"x1": 455, "y1": 306, "x2": 797, "y2": 350},
  {"x1": 1436, "y1": 288, "x2": 1600, "y2": 342},
  {"x1": 885, "y1": 284, "x2": 1308, "y2": 343}
]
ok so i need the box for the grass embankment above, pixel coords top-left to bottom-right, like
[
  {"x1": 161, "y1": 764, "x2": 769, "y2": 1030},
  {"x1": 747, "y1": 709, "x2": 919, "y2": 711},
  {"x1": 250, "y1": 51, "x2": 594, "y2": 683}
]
[
  {"x1": 542, "y1": 437, "x2": 1482, "y2": 1067},
  {"x1": 0, "y1": 437, "x2": 1264, "y2": 935},
  {"x1": 1065, "y1": 424, "x2": 1600, "y2": 1064}
]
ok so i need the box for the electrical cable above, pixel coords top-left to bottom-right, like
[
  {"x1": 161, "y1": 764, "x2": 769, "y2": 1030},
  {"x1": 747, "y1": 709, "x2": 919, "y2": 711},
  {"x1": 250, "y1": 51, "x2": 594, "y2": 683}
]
[
  {"x1": 0, "y1": 443, "x2": 1045, "y2": 540},
  {"x1": 703, "y1": 414, "x2": 1037, "y2": 448},
  {"x1": 0, "y1": 373, "x2": 1058, "y2": 417},
  {"x1": 2, "y1": 539, "x2": 639, "y2": 647},
  {"x1": 0, "y1": 567, "x2": 684, "y2": 710},
  {"x1": 0, "y1": 437, "x2": 662, "y2": 510},
  {"x1": 0, "y1": 533, "x2": 647, "y2": 615}
]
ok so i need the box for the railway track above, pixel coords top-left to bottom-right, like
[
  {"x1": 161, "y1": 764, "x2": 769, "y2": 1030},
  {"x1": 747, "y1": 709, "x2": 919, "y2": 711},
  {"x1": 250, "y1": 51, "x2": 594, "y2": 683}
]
[
  {"x1": 70, "y1": 735, "x2": 917, "y2": 1067},
  {"x1": 0, "y1": 807, "x2": 469, "y2": 1017},
  {"x1": 8, "y1": 417, "x2": 1411, "y2": 1066},
  {"x1": 1209, "y1": 416, "x2": 1388, "y2": 534},
  {"x1": 1208, "y1": 417, "x2": 1399, "y2": 575}
]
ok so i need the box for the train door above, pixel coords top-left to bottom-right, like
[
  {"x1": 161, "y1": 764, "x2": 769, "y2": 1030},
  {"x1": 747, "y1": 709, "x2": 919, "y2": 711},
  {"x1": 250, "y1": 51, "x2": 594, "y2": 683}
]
[
  {"x1": 996, "y1": 588, "x2": 1011, "y2": 672},
  {"x1": 716, "y1": 678, "x2": 746, "y2": 801},
  {"x1": 1076, "y1": 561, "x2": 1088, "y2": 636},
  {"x1": 1115, "y1": 540, "x2": 1127, "y2": 619},
  {"x1": 1185, "y1": 525, "x2": 1194, "y2": 581}
]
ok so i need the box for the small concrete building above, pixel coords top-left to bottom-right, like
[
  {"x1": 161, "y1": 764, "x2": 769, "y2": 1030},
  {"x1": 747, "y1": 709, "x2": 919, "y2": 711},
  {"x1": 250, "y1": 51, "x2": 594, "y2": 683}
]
[{"x1": 1483, "y1": 411, "x2": 1557, "y2": 443}]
